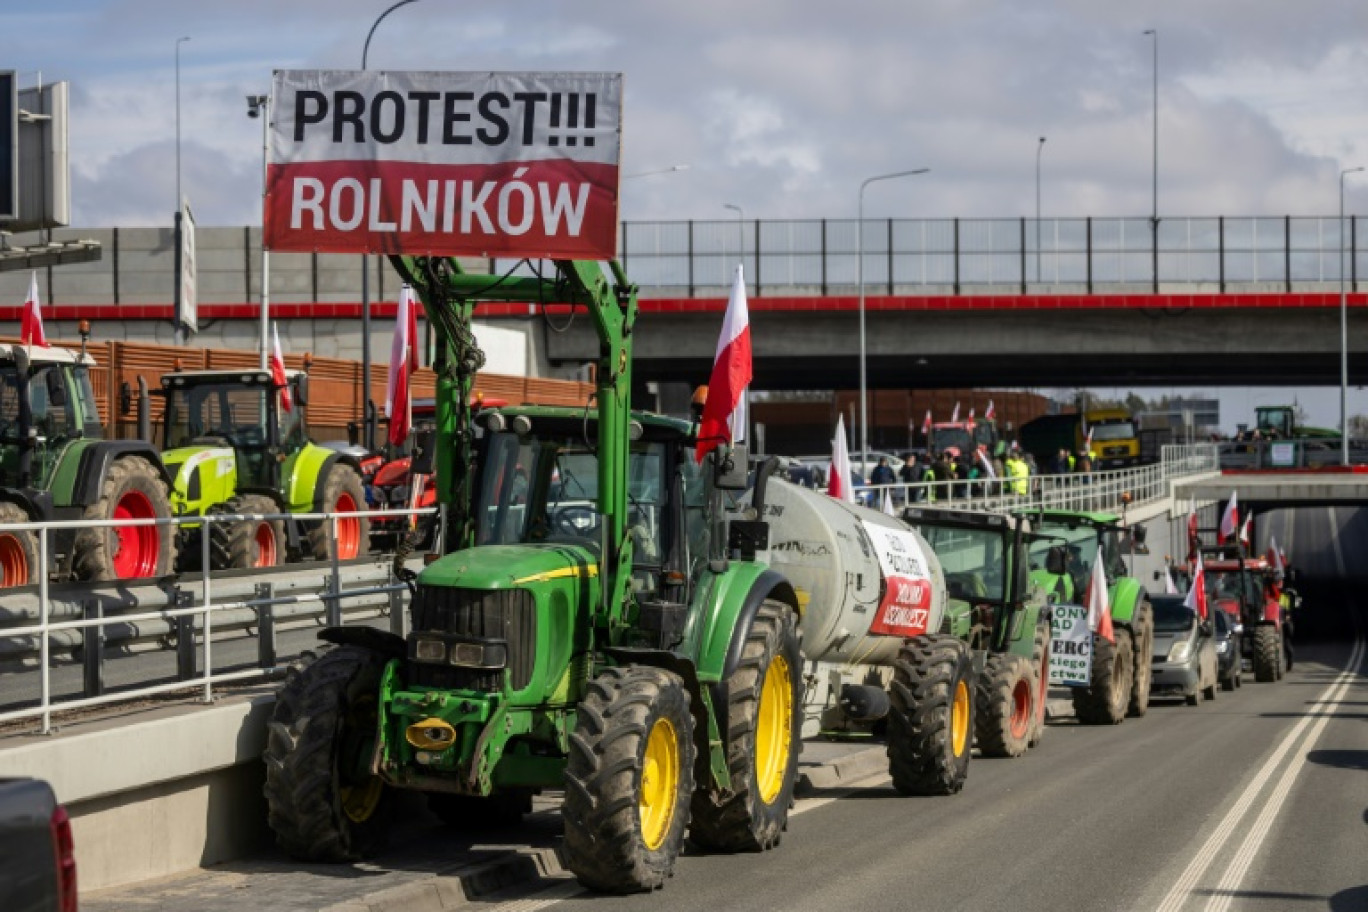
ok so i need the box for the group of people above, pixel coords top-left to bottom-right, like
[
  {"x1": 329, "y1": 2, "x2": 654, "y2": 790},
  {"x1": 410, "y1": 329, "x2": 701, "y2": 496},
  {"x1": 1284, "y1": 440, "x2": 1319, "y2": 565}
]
[{"x1": 868, "y1": 442, "x2": 1036, "y2": 502}]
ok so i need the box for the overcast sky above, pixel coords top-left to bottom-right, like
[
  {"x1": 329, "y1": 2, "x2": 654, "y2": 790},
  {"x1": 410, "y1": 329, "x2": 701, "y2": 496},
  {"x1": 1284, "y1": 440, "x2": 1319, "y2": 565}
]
[{"x1": 8, "y1": 0, "x2": 1368, "y2": 429}]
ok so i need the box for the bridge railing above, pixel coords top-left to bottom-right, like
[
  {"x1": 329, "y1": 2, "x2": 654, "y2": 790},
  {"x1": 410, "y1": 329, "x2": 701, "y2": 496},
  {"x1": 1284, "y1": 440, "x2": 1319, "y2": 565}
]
[
  {"x1": 850, "y1": 443, "x2": 1220, "y2": 515},
  {"x1": 584, "y1": 216, "x2": 1368, "y2": 297},
  {"x1": 0, "y1": 505, "x2": 438, "y2": 735}
]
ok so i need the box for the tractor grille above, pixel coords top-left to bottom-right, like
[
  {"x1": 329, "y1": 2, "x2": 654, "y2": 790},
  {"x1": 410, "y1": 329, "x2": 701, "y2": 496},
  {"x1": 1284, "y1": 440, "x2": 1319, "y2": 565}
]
[{"x1": 409, "y1": 585, "x2": 537, "y2": 692}]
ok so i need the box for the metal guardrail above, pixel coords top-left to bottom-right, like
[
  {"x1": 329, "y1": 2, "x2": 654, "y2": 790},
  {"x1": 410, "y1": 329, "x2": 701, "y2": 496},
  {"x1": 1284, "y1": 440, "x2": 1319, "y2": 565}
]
[
  {"x1": 849, "y1": 444, "x2": 1220, "y2": 515},
  {"x1": 0, "y1": 505, "x2": 437, "y2": 734},
  {"x1": 1216, "y1": 438, "x2": 1368, "y2": 470}
]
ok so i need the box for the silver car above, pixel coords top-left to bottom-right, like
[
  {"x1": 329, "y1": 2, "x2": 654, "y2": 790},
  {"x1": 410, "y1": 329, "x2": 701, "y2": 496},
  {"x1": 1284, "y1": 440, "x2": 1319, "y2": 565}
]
[{"x1": 1149, "y1": 595, "x2": 1218, "y2": 706}]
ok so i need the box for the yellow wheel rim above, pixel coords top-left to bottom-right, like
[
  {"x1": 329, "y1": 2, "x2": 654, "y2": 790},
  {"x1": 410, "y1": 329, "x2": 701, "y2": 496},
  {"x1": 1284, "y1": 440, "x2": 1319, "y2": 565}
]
[
  {"x1": 640, "y1": 717, "x2": 680, "y2": 851},
  {"x1": 340, "y1": 777, "x2": 384, "y2": 823},
  {"x1": 755, "y1": 654, "x2": 793, "y2": 804},
  {"x1": 951, "y1": 678, "x2": 970, "y2": 758}
]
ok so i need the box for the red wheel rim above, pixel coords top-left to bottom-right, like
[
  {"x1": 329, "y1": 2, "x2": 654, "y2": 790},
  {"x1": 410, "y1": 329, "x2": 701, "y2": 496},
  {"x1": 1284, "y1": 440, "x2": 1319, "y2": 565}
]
[
  {"x1": 0, "y1": 533, "x2": 29, "y2": 587},
  {"x1": 1010, "y1": 677, "x2": 1032, "y2": 740},
  {"x1": 112, "y1": 490, "x2": 160, "y2": 578},
  {"x1": 334, "y1": 492, "x2": 360, "y2": 560},
  {"x1": 253, "y1": 522, "x2": 278, "y2": 568}
]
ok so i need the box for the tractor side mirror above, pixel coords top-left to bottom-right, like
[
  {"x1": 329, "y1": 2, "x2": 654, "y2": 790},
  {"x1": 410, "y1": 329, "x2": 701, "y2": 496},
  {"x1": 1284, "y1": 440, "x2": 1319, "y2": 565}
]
[
  {"x1": 714, "y1": 443, "x2": 750, "y2": 491},
  {"x1": 45, "y1": 370, "x2": 66, "y2": 407},
  {"x1": 1132, "y1": 524, "x2": 1147, "y2": 545},
  {"x1": 293, "y1": 374, "x2": 309, "y2": 407},
  {"x1": 120, "y1": 381, "x2": 133, "y2": 415}
]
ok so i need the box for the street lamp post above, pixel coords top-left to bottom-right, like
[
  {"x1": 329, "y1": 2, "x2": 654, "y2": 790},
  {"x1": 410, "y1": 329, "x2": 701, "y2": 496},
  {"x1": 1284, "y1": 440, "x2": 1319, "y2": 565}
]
[
  {"x1": 1144, "y1": 29, "x2": 1158, "y2": 293},
  {"x1": 858, "y1": 168, "x2": 929, "y2": 472},
  {"x1": 248, "y1": 95, "x2": 270, "y2": 369},
  {"x1": 174, "y1": 36, "x2": 190, "y2": 345},
  {"x1": 1341, "y1": 166, "x2": 1364, "y2": 465},
  {"x1": 1036, "y1": 136, "x2": 1046, "y2": 284},
  {"x1": 724, "y1": 203, "x2": 744, "y2": 288}
]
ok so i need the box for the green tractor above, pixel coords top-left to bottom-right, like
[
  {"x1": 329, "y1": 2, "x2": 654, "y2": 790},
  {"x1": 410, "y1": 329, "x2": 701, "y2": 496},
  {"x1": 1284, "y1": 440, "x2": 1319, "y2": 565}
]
[
  {"x1": 158, "y1": 367, "x2": 368, "y2": 569},
  {"x1": 0, "y1": 341, "x2": 175, "y2": 586},
  {"x1": 903, "y1": 507, "x2": 1053, "y2": 757},
  {"x1": 262, "y1": 257, "x2": 804, "y2": 893},
  {"x1": 1019, "y1": 509, "x2": 1154, "y2": 725}
]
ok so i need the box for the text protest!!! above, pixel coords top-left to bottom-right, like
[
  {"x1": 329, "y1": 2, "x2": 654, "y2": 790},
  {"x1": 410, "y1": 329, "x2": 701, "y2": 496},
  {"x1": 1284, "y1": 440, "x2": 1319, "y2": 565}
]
[{"x1": 264, "y1": 70, "x2": 622, "y2": 259}]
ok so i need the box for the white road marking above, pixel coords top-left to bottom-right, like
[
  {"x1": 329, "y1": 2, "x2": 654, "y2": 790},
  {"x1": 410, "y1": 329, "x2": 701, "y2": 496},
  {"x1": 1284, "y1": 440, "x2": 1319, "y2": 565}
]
[{"x1": 1154, "y1": 633, "x2": 1365, "y2": 912}]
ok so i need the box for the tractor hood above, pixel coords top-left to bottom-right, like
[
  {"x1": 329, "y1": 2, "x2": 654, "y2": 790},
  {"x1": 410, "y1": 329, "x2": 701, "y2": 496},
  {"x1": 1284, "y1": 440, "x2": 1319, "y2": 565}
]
[
  {"x1": 162, "y1": 445, "x2": 237, "y2": 514},
  {"x1": 419, "y1": 543, "x2": 600, "y2": 591}
]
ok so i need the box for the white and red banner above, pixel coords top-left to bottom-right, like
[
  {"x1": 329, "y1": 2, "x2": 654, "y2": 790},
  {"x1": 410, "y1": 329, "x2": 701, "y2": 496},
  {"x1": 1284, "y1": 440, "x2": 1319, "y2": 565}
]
[
  {"x1": 696, "y1": 264, "x2": 752, "y2": 462},
  {"x1": 20, "y1": 271, "x2": 46, "y2": 347},
  {"x1": 271, "y1": 323, "x2": 292, "y2": 412},
  {"x1": 386, "y1": 284, "x2": 419, "y2": 446},
  {"x1": 264, "y1": 70, "x2": 622, "y2": 258},
  {"x1": 862, "y1": 520, "x2": 940, "y2": 638}
]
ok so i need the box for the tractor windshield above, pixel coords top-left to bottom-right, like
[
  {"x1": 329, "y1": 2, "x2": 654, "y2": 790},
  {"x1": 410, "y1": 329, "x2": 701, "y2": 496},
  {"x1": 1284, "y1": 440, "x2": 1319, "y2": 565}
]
[
  {"x1": 164, "y1": 383, "x2": 273, "y2": 487},
  {"x1": 1205, "y1": 569, "x2": 1261, "y2": 606},
  {"x1": 918, "y1": 525, "x2": 1007, "y2": 603},
  {"x1": 931, "y1": 426, "x2": 972, "y2": 456}
]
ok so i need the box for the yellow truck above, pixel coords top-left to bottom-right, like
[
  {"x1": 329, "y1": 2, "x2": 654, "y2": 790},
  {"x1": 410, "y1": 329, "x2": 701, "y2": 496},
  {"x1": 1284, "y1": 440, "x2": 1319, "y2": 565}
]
[{"x1": 1079, "y1": 408, "x2": 1141, "y2": 468}]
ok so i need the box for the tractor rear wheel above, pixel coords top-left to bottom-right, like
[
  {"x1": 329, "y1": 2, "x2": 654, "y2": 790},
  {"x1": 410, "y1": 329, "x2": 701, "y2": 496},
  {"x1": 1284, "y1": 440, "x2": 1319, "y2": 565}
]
[
  {"x1": 307, "y1": 465, "x2": 369, "y2": 562},
  {"x1": 1128, "y1": 601, "x2": 1154, "y2": 717},
  {"x1": 0, "y1": 501, "x2": 39, "y2": 587},
  {"x1": 689, "y1": 601, "x2": 801, "y2": 852},
  {"x1": 975, "y1": 653, "x2": 1034, "y2": 759},
  {"x1": 71, "y1": 456, "x2": 175, "y2": 581},
  {"x1": 1072, "y1": 629, "x2": 1134, "y2": 725},
  {"x1": 263, "y1": 646, "x2": 392, "y2": 861},
  {"x1": 887, "y1": 634, "x2": 974, "y2": 795},
  {"x1": 1028, "y1": 614, "x2": 1052, "y2": 748},
  {"x1": 563, "y1": 665, "x2": 694, "y2": 894},
  {"x1": 209, "y1": 493, "x2": 284, "y2": 570},
  {"x1": 1252, "y1": 625, "x2": 1281, "y2": 682}
]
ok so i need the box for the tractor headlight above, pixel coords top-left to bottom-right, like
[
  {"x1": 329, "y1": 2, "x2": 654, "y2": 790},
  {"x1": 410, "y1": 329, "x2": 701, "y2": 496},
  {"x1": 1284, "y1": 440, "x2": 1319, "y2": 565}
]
[
  {"x1": 1168, "y1": 640, "x2": 1193, "y2": 663},
  {"x1": 413, "y1": 637, "x2": 447, "y2": 663},
  {"x1": 449, "y1": 641, "x2": 507, "y2": 670}
]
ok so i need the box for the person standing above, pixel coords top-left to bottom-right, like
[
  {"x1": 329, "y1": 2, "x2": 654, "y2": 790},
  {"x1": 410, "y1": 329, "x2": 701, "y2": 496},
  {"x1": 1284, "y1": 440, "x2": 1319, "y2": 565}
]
[{"x1": 1005, "y1": 444, "x2": 1029, "y2": 495}]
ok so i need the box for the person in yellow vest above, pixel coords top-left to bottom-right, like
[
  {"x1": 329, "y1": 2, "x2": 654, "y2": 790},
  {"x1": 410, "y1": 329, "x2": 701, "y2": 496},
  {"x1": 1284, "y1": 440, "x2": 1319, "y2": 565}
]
[{"x1": 1005, "y1": 444, "x2": 1029, "y2": 495}]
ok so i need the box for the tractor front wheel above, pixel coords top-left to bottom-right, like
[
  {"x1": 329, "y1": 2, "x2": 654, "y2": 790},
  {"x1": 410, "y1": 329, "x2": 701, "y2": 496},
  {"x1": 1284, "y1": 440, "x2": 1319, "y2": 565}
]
[
  {"x1": 887, "y1": 634, "x2": 974, "y2": 795},
  {"x1": 1072, "y1": 629, "x2": 1135, "y2": 725},
  {"x1": 0, "y1": 502, "x2": 39, "y2": 587},
  {"x1": 1252, "y1": 625, "x2": 1281, "y2": 682},
  {"x1": 71, "y1": 456, "x2": 176, "y2": 581},
  {"x1": 975, "y1": 653, "x2": 1034, "y2": 759},
  {"x1": 210, "y1": 493, "x2": 284, "y2": 570},
  {"x1": 1129, "y1": 602, "x2": 1154, "y2": 717},
  {"x1": 689, "y1": 601, "x2": 801, "y2": 852},
  {"x1": 307, "y1": 466, "x2": 370, "y2": 562},
  {"x1": 563, "y1": 666, "x2": 694, "y2": 893},
  {"x1": 263, "y1": 645, "x2": 392, "y2": 861}
]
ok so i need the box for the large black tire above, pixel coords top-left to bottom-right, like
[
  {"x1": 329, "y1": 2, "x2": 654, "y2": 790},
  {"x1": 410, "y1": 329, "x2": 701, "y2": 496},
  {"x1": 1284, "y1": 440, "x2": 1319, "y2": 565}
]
[
  {"x1": 1128, "y1": 601, "x2": 1154, "y2": 717},
  {"x1": 887, "y1": 635, "x2": 974, "y2": 795},
  {"x1": 974, "y1": 653, "x2": 1034, "y2": 759},
  {"x1": 0, "y1": 501, "x2": 40, "y2": 587},
  {"x1": 1072, "y1": 628, "x2": 1135, "y2": 725},
  {"x1": 262, "y1": 646, "x2": 392, "y2": 861},
  {"x1": 689, "y1": 601, "x2": 801, "y2": 852},
  {"x1": 1252, "y1": 625, "x2": 1281, "y2": 682},
  {"x1": 209, "y1": 493, "x2": 284, "y2": 570},
  {"x1": 563, "y1": 666, "x2": 695, "y2": 894},
  {"x1": 71, "y1": 456, "x2": 176, "y2": 581},
  {"x1": 1028, "y1": 614, "x2": 1051, "y2": 748},
  {"x1": 306, "y1": 465, "x2": 370, "y2": 562}
]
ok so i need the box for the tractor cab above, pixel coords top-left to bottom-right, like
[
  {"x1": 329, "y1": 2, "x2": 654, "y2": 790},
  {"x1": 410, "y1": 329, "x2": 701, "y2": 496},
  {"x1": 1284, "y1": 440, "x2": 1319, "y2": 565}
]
[
  {"x1": 1254, "y1": 406, "x2": 1294, "y2": 439},
  {"x1": 1201, "y1": 552, "x2": 1280, "y2": 628},
  {"x1": 1020, "y1": 510, "x2": 1126, "y2": 604},
  {"x1": 0, "y1": 344, "x2": 102, "y2": 490}
]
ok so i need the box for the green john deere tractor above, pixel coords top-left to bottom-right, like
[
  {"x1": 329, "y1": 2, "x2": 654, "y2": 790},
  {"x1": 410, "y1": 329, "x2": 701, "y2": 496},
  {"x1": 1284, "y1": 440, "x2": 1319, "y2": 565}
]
[
  {"x1": 1020, "y1": 509, "x2": 1154, "y2": 725},
  {"x1": 159, "y1": 367, "x2": 368, "y2": 569},
  {"x1": 262, "y1": 257, "x2": 804, "y2": 893},
  {"x1": 904, "y1": 507, "x2": 1053, "y2": 757},
  {"x1": 0, "y1": 341, "x2": 175, "y2": 585}
]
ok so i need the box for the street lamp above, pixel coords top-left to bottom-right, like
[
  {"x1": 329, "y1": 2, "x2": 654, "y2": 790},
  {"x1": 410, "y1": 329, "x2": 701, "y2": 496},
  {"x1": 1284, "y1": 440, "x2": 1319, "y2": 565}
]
[
  {"x1": 1036, "y1": 136, "x2": 1046, "y2": 284},
  {"x1": 1341, "y1": 165, "x2": 1364, "y2": 465},
  {"x1": 248, "y1": 95, "x2": 270, "y2": 370},
  {"x1": 858, "y1": 168, "x2": 929, "y2": 471},
  {"x1": 174, "y1": 36, "x2": 190, "y2": 345},
  {"x1": 1144, "y1": 29, "x2": 1158, "y2": 292},
  {"x1": 359, "y1": 0, "x2": 422, "y2": 451}
]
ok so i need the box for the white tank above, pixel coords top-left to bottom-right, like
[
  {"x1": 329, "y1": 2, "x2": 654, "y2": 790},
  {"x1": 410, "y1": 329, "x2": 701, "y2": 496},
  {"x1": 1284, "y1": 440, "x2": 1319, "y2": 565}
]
[{"x1": 762, "y1": 478, "x2": 947, "y2": 665}]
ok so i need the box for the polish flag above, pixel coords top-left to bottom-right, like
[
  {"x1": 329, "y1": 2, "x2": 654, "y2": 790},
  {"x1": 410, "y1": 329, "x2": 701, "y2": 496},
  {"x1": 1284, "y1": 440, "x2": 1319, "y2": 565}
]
[
  {"x1": 984, "y1": 399, "x2": 995, "y2": 420},
  {"x1": 1084, "y1": 424, "x2": 1094, "y2": 453},
  {"x1": 976, "y1": 447, "x2": 997, "y2": 479},
  {"x1": 1087, "y1": 556, "x2": 1115, "y2": 642},
  {"x1": 828, "y1": 414, "x2": 855, "y2": 504},
  {"x1": 969, "y1": 407, "x2": 976, "y2": 422},
  {"x1": 950, "y1": 402, "x2": 961, "y2": 423},
  {"x1": 20, "y1": 271, "x2": 47, "y2": 347},
  {"x1": 271, "y1": 323, "x2": 292, "y2": 413},
  {"x1": 1184, "y1": 553, "x2": 1209, "y2": 620},
  {"x1": 386, "y1": 284, "x2": 420, "y2": 446},
  {"x1": 1218, "y1": 492, "x2": 1239, "y2": 544},
  {"x1": 1163, "y1": 566, "x2": 1179, "y2": 594},
  {"x1": 696, "y1": 264, "x2": 753, "y2": 462},
  {"x1": 1268, "y1": 536, "x2": 1286, "y2": 576},
  {"x1": 1239, "y1": 511, "x2": 1252, "y2": 548},
  {"x1": 921, "y1": 409, "x2": 932, "y2": 436},
  {"x1": 881, "y1": 488, "x2": 897, "y2": 517}
]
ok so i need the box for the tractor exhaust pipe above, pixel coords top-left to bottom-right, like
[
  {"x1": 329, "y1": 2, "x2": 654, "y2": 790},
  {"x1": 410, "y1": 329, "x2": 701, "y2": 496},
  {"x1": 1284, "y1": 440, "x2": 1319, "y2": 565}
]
[{"x1": 136, "y1": 376, "x2": 151, "y2": 443}]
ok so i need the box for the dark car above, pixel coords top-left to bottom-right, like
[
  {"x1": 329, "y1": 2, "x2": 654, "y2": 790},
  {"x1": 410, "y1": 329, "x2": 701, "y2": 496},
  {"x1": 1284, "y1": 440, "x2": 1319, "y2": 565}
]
[
  {"x1": 0, "y1": 777, "x2": 77, "y2": 912},
  {"x1": 1149, "y1": 595, "x2": 1218, "y2": 706},
  {"x1": 1213, "y1": 606, "x2": 1243, "y2": 691}
]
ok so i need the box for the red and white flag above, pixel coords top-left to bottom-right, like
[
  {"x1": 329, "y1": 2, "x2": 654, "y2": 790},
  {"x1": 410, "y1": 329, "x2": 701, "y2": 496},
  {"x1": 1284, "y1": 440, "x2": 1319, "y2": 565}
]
[
  {"x1": 696, "y1": 264, "x2": 753, "y2": 462},
  {"x1": 968, "y1": 407, "x2": 976, "y2": 422},
  {"x1": 881, "y1": 488, "x2": 897, "y2": 517},
  {"x1": 976, "y1": 447, "x2": 997, "y2": 479},
  {"x1": 1163, "y1": 566, "x2": 1179, "y2": 595},
  {"x1": 1084, "y1": 424, "x2": 1094, "y2": 453},
  {"x1": 20, "y1": 271, "x2": 47, "y2": 348},
  {"x1": 1087, "y1": 556, "x2": 1115, "y2": 642},
  {"x1": 921, "y1": 409, "x2": 932, "y2": 436},
  {"x1": 828, "y1": 414, "x2": 855, "y2": 504},
  {"x1": 386, "y1": 284, "x2": 420, "y2": 446},
  {"x1": 1218, "y1": 491, "x2": 1240, "y2": 544},
  {"x1": 271, "y1": 323, "x2": 292, "y2": 413},
  {"x1": 984, "y1": 399, "x2": 995, "y2": 420},
  {"x1": 1268, "y1": 536, "x2": 1286, "y2": 576},
  {"x1": 950, "y1": 402, "x2": 961, "y2": 423},
  {"x1": 1184, "y1": 553, "x2": 1209, "y2": 620},
  {"x1": 1239, "y1": 511, "x2": 1252, "y2": 548}
]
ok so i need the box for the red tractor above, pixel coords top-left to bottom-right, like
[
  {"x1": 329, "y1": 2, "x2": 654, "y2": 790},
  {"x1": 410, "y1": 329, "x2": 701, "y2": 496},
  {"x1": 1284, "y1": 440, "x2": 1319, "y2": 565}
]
[{"x1": 1201, "y1": 548, "x2": 1285, "y2": 682}]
